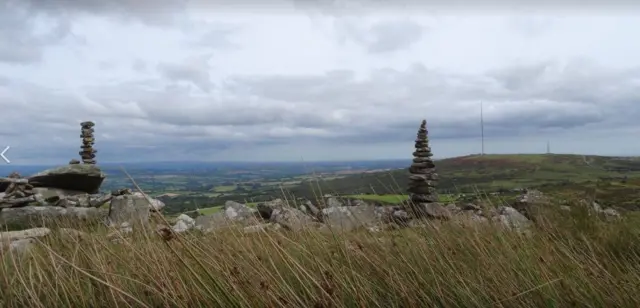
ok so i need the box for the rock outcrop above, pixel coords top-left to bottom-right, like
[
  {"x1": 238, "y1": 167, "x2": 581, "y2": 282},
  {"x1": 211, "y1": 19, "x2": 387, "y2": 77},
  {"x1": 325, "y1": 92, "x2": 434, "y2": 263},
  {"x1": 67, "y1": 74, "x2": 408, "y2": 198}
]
[
  {"x1": 29, "y1": 164, "x2": 106, "y2": 194},
  {"x1": 193, "y1": 201, "x2": 261, "y2": 233},
  {"x1": 178, "y1": 197, "x2": 536, "y2": 236},
  {"x1": 172, "y1": 214, "x2": 196, "y2": 233},
  {"x1": 407, "y1": 120, "x2": 449, "y2": 219},
  {"x1": 79, "y1": 121, "x2": 97, "y2": 165},
  {"x1": 0, "y1": 206, "x2": 109, "y2": 229},
  {"x1": 106, "y1": 194, "x2": 152, "y2": 227},
  {"x1": 0, "y1": 120, "x2": 170, "y2": 241}
]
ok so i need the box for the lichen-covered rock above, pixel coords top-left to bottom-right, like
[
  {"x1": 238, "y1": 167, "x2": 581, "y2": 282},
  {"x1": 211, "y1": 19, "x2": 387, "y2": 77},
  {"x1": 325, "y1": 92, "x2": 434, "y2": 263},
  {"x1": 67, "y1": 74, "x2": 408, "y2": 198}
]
[
  {"x1": 256, "y1": 198, "x2": 285, "y2": 219},
  {"x1": 0, "y1": 227, "x2": 51, "y2": 242},
  {"x1": 172, "y1": 214, "x2": 196, "y2": 233},
  {"x1": 194, "y1": 201, "x2": 260, "y2": 233},
  {"x1": 0, "y1": 206, "x2": 107, "y2": 229},
  {"x1": 320, "y1": 205, "x2": 385, "y2": 232},
  {"x1": 270, "y1": 207, "x2": 314, "y2": 232},
  {"x1": 29, "y1": 164, "x2": 105, "y2": 194},
  {"x1": 492, "y1": 206, "x2": 532, "y2": 231},
  {"x1": 31, "y1": 187, "x2": 87, "y2": 200},
  {"x1": 107, "y1": 195, "x2": 150, "y2": 227},
  {"x1": 224, "y1": 200, "x2": 257, "y2": 222},
  {"x1": 131, "y1": 192, "x2": 165, "y2": 212}
]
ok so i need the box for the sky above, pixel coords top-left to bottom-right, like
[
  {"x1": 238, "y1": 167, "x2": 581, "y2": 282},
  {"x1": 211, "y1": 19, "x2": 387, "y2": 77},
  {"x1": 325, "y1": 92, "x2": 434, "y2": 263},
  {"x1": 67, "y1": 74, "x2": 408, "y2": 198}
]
[{"x1": 1, "y1": 0, "x2": 640, "y2": 164}]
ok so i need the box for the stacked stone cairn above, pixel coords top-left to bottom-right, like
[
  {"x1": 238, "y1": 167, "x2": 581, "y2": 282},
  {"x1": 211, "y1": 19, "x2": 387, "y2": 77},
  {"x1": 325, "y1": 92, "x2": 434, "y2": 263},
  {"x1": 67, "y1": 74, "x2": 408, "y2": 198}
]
[
  {"x1": 79, "y1": 121, "x2": 97, "y2": 164},
  {"x1": 407, "y1": 120, "x2": 444, "y2": 218}
]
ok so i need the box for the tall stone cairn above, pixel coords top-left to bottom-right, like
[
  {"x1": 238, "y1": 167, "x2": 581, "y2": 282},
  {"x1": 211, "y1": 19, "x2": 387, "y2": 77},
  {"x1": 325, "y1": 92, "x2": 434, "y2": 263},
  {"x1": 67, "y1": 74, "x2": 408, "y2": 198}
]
[
  {"x1": 407, "y1": 120, "x2": 441, "y2": 216},
  {"x1": 79, "y1": 121, "x2": 97, "y2": 164}
]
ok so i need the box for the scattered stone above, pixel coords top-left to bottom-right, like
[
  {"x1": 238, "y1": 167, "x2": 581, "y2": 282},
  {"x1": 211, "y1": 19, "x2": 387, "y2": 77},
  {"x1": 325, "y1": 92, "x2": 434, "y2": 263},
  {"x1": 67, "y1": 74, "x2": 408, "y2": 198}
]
[
  {"x1": 320, "y1": 205, "x2": 383, "y2": 233},
  {"x1": 79, "y1": 121, "x2": 97, "y2": 165},
  {"x1": 118, "y1": 222, "x2": 133, "y2": 234},
  {"x1": 492, "y1": 206, "x2": 532, "y2": 232},
  {"x1": 602, "y1": 207, "x2": 621, "y2": 218},
  {"x1": 131, "y1": 192, "x2": 165, "y2": 212},
  {"x1": 256, "y1": 199, "x2": 285, "y2": 219},
  {"x1": 107, "y1": 194, "x2": 151, "y2": 227},
  {"x1": 0, "y1": 172, "x2": 21, "y2": 193},
  {"x1": 0, "y1": 172, "x2": 36, "y2": 207},
  {"x1": 422, "y1": 202, "x2": 452, "y2": 220},
  {"x1": 390, "y1": 208, "x2": 410, "y2": 225},
  {"x1": 0, "y1": 227, "x2": 51, "y2": 242},
  {"x1": 172, "y1": 214, "x2": 196, "y2": 233},
  {"x1": 69, "y1": 159, "x2": 80, "y2": 165},
  {"x1": 512, "y1": 189, "x2": 551, "y2": 220},
  {"x1": 194, "y1": 201, "x2": 260, "y2": 232},
  {"x1": 325, "y1": 197, "x2": 343, "y2": 208},
  {"x1": 194, "y1": 212, "x2": 231, "y2": 233},
  {"x1": 407, "y1": 120, "x2": 448, "y2": 219},
  {"x1": 0, "y1": 206, "x2": 108, "y2": 229},
  {"x1": 270, "y1": 207, "x2": 314, "y2": 232},
  {"x1": 7, "y1": 238, "x2": 37, "y2": 256},
  {"x1": 224, "y1": 201, "x2": 258, "y2": 221}
]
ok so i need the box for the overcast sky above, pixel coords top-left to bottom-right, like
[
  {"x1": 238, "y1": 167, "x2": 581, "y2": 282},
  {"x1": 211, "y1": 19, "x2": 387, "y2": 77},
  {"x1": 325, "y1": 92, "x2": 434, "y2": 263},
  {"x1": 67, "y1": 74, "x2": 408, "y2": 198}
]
[{"x1": 1, "y1": 0, "x2": 639, "y2": 164}]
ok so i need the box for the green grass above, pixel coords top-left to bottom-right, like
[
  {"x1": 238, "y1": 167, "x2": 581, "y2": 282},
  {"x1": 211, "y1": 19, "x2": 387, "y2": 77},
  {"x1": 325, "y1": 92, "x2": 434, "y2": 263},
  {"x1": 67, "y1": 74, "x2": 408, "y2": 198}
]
[
  {"x1": 198, "y1": 206, "x2": 223, "y2": 215},
  {"x1": 289, "y1": 154, "x2": 640, "y2": 211},
  {"x1": 212, "y1": 185, "x2": 237, "y2": 192},
  {"x1": 346, "y1": 194, "x2": 457, "y2": 204},
  {"x1": 346, "y1": 194, "x2": 409, "y2": 203},
  {"x1": 3, "y1": 202, "x2": 640, "y2": 307}
]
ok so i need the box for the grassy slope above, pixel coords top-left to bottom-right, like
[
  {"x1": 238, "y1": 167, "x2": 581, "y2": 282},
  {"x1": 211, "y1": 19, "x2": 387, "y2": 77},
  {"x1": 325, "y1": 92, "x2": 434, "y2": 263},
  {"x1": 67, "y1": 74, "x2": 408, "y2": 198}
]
[
  {"x1": 3, "y1": 206, "x2": 640, "y2": 307},
  {"x1": 287, "y1": 154, "x2": 640, "y2": 210}
]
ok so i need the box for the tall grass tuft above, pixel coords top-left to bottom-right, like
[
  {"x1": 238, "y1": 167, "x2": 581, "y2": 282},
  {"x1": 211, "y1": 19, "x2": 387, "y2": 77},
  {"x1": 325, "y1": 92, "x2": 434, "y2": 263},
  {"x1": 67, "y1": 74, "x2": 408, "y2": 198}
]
[{"x1": 1, "y1": 201, "x2": 639, "y2": 307}]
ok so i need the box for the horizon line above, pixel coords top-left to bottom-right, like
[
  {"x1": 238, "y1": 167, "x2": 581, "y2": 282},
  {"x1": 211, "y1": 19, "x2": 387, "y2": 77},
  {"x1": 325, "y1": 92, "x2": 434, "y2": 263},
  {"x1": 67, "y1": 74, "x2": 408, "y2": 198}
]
[{"x1": 2, "y1": 152, "x2": 639, "y2": 167}]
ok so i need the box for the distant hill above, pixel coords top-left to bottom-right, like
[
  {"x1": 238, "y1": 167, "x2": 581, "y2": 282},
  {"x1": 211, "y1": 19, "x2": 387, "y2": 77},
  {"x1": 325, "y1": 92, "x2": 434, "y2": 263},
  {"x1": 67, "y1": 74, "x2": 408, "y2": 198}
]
[{"x1": 286, "y1": 154, "x2": 640, "y2": 210}]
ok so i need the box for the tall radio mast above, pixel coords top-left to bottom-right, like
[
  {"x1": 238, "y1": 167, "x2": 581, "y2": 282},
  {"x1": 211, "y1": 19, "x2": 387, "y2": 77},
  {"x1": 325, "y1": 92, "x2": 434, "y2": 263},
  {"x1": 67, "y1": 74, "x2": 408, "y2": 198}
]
[{"x1": 480, "y1": 101, "x2": 485, "y2": 156}]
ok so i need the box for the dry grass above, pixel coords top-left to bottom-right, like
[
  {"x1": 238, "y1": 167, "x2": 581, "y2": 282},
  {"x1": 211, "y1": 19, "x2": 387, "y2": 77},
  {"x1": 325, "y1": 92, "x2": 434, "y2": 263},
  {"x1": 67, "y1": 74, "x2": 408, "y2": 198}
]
[{"x1": 1, "y1": 205, "x2": 640, "y2": 307}]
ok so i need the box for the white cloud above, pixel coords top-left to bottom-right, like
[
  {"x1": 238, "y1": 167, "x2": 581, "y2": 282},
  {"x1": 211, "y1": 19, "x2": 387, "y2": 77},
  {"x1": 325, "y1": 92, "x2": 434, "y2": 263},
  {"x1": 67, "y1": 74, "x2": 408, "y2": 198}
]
[{"x1": 0, "y1": 1, "x2": 639, "y2": 164}]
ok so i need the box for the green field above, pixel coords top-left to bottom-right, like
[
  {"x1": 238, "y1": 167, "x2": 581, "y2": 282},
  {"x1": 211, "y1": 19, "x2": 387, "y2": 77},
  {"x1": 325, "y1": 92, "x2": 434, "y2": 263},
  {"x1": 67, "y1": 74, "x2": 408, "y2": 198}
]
[
  {"x1": 345, "y1": 194, "x2": 457, "y2": 204},
  {"x1": 8, "y1": 153, "x2": 640, "y2": 306},
  {"x1": 104, "y1": 153, "x2": 640, "y2": 214},
  {"x1": 287, "y1": 154, "x2": 640, "y2": 211}
]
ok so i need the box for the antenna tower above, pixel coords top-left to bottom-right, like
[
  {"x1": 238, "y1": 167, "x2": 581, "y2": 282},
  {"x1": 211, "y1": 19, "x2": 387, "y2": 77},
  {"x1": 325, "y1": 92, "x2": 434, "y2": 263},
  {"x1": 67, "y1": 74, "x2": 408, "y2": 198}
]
[
  {"x1": 546, "y1": 140, "x2": 550, "y2": 154},
  {"x1": 480, "y1": 101, "x2": 485, "y2": 156}
]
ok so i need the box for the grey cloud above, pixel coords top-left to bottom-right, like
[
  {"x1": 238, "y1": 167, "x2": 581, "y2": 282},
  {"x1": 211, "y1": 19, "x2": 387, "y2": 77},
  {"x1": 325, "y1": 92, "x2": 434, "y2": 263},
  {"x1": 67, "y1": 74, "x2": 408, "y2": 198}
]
[
  {"x1": 507, "y1": 16, "x2": 556, "y2": 38},
  {"x1": 18, "y1": 0, "x2": 187, "y2": 26},
  {"x1": 156, "y1": 55, "x2": 214, "y2": 92},
  {"x1": 0, "y1": 1, "x2": 75, "y2": 64},
  {"x1": 109, "y1": 60, "x2": 640, "y2": 142},
  {"x1": 334, "y1": 18, "x2": 425, "y2": 53},
  {"x1": 2, "y1": 59, "x2": 640, "y2": 162},
  {"x1": 132, "y1": 59, "x2": 147, "y2": 72},
  {"x1": 486, "y1": 61, "x2": 640, "y2": 123},
  {"x1": 184, "y1": 22, "x2": 242, "y2": 49},
  {"x1": 231, "y1": 60, "x2": 638, "y2": 141}
]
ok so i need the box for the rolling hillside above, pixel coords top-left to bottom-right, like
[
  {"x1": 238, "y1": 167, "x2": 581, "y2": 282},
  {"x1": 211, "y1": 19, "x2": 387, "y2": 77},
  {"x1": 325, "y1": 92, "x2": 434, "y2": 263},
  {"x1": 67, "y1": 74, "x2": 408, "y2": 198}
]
[{"x1": 287, "y1": 154, "x2": 640, "y2": 210}]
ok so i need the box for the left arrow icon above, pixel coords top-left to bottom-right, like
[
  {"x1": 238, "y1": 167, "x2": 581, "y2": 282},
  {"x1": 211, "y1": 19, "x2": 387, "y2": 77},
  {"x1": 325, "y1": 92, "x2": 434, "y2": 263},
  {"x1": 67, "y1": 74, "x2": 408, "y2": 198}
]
[{"x1": 1, "y1": 146, "x2": 10, "y2": 163}]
